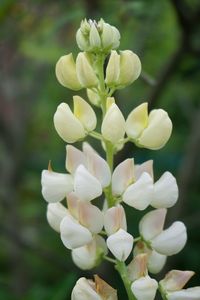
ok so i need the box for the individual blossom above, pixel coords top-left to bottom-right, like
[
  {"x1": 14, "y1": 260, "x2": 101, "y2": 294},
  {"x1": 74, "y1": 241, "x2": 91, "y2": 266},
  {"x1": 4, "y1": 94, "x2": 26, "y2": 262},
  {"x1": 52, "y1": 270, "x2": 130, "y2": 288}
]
[
  {"x1": 76, "y1": 18, "x2": 120, "y2": 53},
  {"x1": 160, "y1": 270, "x2": 200, "y2": 300},
  {"x1": 72, "y1": 235, "x2": 107, "y2": 270},
  {"x1": 126, "y1": 102, "x2": 172, "y2": 150},
  {"x1": 131, "y1": 275, "x2": 158, "y2": 300},
  {"x1": 139, "y1": 208, "x2": 187, "y2": 256},
  {"x1": 54, "y1": 96, "x2": 97, "y2": 143},
  {"x1": 71, "y1": 275, "x2": 118, "y2": 300}
]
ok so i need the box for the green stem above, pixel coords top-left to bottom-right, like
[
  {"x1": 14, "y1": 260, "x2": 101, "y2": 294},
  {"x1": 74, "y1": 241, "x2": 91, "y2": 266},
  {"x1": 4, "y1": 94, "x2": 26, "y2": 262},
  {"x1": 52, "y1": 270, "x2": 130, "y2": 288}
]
[
  {"x1": 104, "y1": 256, "x2": 117, "y2": 264},
  {"x1": 89, "y1": 131, "x2": 103, "y2": 141},
  {"x1": 115, "y1": 261, "x2": 136, "y2": 300}
]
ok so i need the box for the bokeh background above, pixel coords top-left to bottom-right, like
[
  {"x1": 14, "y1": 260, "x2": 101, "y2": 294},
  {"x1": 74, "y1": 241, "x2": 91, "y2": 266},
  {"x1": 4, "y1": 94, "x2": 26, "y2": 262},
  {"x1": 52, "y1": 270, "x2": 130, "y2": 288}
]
[{"x1": 0, "y1": 0, "x2": 200, "y2": 299}]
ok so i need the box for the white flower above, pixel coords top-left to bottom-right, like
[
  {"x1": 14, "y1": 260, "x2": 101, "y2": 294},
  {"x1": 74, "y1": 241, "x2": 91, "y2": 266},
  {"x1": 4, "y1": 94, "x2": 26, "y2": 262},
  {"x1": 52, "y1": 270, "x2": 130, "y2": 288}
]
[
  {"x1": 160, "y1": 270, "x2": 195, "y2": 292},
  {"x1": 131, "y1": 275, "x2": 158, "y2": 300},
  {"x1": 139, "y1": 209, "x2": 187, "y2": 256},
  {"x1": 41, "y1": 169, "x2": 73, "y2": 203},
  {"x1": 106, "y1": 229, "x2": 134, "y2": 261},
  {"x1": 46, "y1": 202, "x2": 69, "y2": 232},
  {"x1": 72, "y1": 236, "x2": 107, "y2": 270},
  {"x1": 126, "y1": 103, "x2": 172, "y2": 150}
]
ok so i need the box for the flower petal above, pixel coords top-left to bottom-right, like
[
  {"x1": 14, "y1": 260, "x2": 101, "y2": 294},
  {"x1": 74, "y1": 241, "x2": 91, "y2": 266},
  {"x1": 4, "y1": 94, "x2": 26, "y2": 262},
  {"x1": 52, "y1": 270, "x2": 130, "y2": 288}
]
[
  {"x1": 135, "y1": 160, "x2": 154, "y2": 181},
  {"x1": 66, "y1": 145, "x2": 86, "y2": 174},
  {"x1": 151, "y1": 221, "x2": 187, "y2": 256},
  {"x1": 139, "y1": 208, "x2": 167, "y2": 241},
  {"x1": 112, "y1": 159, "x2": 135, "y2": 196},
  {"x1": 106, "y1": 229, "x2": 133, "y2": 261},
  {"x1": 104, "y1": 205, "x2": 127, "y2": 236},
  {"x1": 167, "y1": 287, "x2": 200, "y2": 300},
  {"x1": 60, "y1": 215, "x2": 92, "y2": 249},
  {"x1": 46, "y1": 202, "x2": 69, "y2": 232},
  {"x1": 160, "y1": 270, "x2": 195, "y2": 292},
  {"x1": 147, "y1": 250, "x2": 167, "y2": 274},
  {"x1": 123, "y1": 172, "x2": 154, "y2": 210},
  {"x1": 151, "y1": 172, "x2": 179, "y2": 208},
  {"x1": 41, "y1": 170, "x2": 73, "y2": 203},
  {"x1": 131, "y1": 276, "x2": 158, "y2": 300},
  {"x1": 125, "y1": 103, "x2": 148, "y2": 139},
  {"x1": 74, "y1": 165, "x2": 102, "y2": 201},
  {"x1": 71, "y1": 277, "x2": 101, "y2": 300}
]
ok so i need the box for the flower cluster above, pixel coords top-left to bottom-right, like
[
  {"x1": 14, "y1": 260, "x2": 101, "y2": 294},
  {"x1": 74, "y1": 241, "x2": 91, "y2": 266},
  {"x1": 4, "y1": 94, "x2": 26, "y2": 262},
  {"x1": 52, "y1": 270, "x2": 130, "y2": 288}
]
[{"x1": 41, "y1": 19, "x2": 200, "y2": 300}]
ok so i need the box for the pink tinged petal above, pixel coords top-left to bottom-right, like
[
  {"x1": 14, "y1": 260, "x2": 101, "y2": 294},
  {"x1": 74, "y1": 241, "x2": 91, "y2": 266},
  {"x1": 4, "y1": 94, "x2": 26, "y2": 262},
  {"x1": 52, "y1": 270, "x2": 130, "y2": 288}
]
[
  {"x1": 83, "y1": 142, "x2": 111, "y2": 188},
  {"x1": 71, "y1": 277, "x2": 101, "y2": 300},
  {"x1": 73, "y1": 95, "x2": 97, "y2": 132},
  {"x1": 151, "y1": 221, "x2": 187, "y2": 256},
  {"x1": 53, "y1": 103, "x2": 85, "y2": 143},
  {"x1": 147, "y1": 250, "x2": 167, "y2": 274},
  {"x1": 104, "y1": 205, "x2": 127, "y2": 236},
  {"x1": 135, "y1": 160, "x2": 154, "y2": 181},
  {"x1": 66, "y1": 145, "x2": 86, "y2": 174},
  {"x1": 41, "y1": 170, "x2": 73, "y2": 203},
  {"x1": 167, "y1": 287, "x2": 200, "y2": 300},
  {"x1": 131, "y1": 276, "x2": 158, "y2": 300},
  {"x1": 127, "y1": 254, "x2": 148, "y2": 281},
  {"x1": 74, "y1": 165, "x2": 102, "y2": 201},
  {"x1": 72, "y1": 235, "x2": 107, "y2": 270},
  {"x1": 46, "y1": 202, "x2": 69, "y2": 232},
  {"x1": 60, "y1": 215, "x2": 92, "y2": 249},
  {"x1": 78, "y1": 202, "x2": 104, "y2": 233},
  {"x1": 112, "y1": 159, "x2": 135, "y2": 196},
  {"x1": 123, "y1": 172, "x2": 154, "y2": 210},
  {"x1": 151, "y1": 172, "x2": 179, "y2": 208},
  {"x1": 139, "y1": 208, "x2": 167, "y2": 241},
  {"x1": 160, "y1": 270, "x2": 195, "y2": 292},
  {"x1": 67, "y1": 192, "x2": 79, "y2": 220},
  {"x1": 106, "y1": 229, "x2": 134, "y2": 261}
]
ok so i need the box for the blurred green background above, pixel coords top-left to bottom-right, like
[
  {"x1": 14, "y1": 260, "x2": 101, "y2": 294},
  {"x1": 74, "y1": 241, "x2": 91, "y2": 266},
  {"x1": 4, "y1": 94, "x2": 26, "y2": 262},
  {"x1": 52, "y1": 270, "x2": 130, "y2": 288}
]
[{"x1": 0, "y1": 0, "x2": 200, "y2": 299}]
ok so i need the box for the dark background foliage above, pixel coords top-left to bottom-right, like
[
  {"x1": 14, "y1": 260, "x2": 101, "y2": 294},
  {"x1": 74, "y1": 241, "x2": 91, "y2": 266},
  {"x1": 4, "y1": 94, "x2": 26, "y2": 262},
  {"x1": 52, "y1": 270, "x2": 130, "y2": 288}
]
[{"x1": 0, "y1": 0, "x2": 200, "y2": 299}]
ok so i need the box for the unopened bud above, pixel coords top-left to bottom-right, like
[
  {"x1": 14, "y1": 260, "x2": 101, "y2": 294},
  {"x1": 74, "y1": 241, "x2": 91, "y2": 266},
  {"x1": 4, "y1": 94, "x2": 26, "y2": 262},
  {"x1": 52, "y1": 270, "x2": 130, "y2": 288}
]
[
  {"x1": 76, "y1": 52, "x2": 98, "y2": 88},
  {"x1": 105, "y1": 51, "x2": 120, "y2": 86}
]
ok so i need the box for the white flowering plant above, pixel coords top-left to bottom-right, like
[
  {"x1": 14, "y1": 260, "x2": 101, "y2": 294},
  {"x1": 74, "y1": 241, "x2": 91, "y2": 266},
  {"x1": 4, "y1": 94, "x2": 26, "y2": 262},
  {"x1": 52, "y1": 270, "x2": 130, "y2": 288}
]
[{"x1": 41, "y1": 19, "x2": 200, "y2": 300}]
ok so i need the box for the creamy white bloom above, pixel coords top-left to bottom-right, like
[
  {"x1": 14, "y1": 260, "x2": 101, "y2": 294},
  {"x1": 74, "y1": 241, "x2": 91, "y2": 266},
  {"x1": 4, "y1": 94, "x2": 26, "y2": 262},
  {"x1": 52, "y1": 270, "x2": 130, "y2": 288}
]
[
  {"x1": 151, "y1": 171, "x2": 179, "y2": 208},
  {"x1": 46, "y1": 202, "x2": 69, "y2": 232},
  {"x1": 76, "y1": 52, "x2": 98, "y2": 88},
  {"x1": 126, "y1": 103, "x2": 172, "y2": 150},
  {"x1": 123, "y1": 172, "x2": 154, "y2": 210},
  {"x1": 104, "y1": 205, "x2": 127, "y2": 236},
  {"x1": 167, "y1": 287, "x2": 200, "y2": 300},
  {"x1": 54, "y1": 102, "x2": 86, "y2": 143},
  {"x1": 101, "y1": 103, "x2": 126, "y2": 144},
  {"x1": 73, "y1": 165, "x2": 102, "y2": 201},
  {"x1": 131, "y1": 276, "x2": 158, "y2": 300},
  {"x1": 72, "y1": 236, "x2": 107, "y2": 270},
  {"x1": 55, "y1": 53, "x2": 82, "y2": 90},
  {"x1": 151, "y1": 221, "x2": 187, "y2": 256},
  {"x1": 41, "y1": 170, "x2": 73, "y2": 203},
  {"x1": 71, "y1": 277, "x2": 101, "y2": 300},
  {"x1": 106, "y1": 229, "x2": 133, "y2": 261},
  {"x1": 117, "y1": 50, "x2": 141, "y2": 87},
  {"x1": 60, "y1": 215, "x2": 92, "y2": 249},
  {"x1": 112, "y1": 158, "x2": 135, "y2": 196}
]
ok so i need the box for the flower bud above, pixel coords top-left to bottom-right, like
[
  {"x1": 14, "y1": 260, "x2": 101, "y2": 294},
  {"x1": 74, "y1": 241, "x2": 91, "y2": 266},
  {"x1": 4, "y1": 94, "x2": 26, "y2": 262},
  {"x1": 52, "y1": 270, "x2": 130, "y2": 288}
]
[
  {"x1": 117, "y1": 50, "x2": 141, "y2": 87},
  {"x1": 131, "y1": 276, "x2": 158, "y2": 300},
  {"x1": 105, "y1": 51, "x2": 120, "y2": 86},
  {"x1": 53, "y1": 103, "x2": 86, "y2": 143},
  {"x1": 55, "y1": 53, "x2": 82, "y2": 90},
  {"x1": 151, "y1": 172, "x2": 179, "y2": 208},
  {"x1": 112, "y1": 158, "x2": 135, "y2": 196},
  {"x1": 101, "y1": 103, "x2": 125, "y2": 144},
  {"x1": 151, "y1": 221, "x2": 187, "y2": 256},
  {"x1": 60, "y1": 215, "x2": 92, "y2": 249},
  {"x1": 74, "y1": 165, "x2": 102, "y2": 201},
  {"x1": 89, "y1": 23, "x2": 101, "y2": 49},
  {"x1": 87, "y1": 89, "x2": 101, "y2": 107},
  {"x1": 41, "y1": 169, "x2": 73, "y2": 203},
  {"x1": 101, "y1": 21, "x2": 120, "y2": 50},
  {"x1": 123, "y1": 172, "x2": 154, "y2": 210},
  {"x1": 106, "y1": 229, "x2": 134, "y2": 261},
  {"x1": 46, "y1": 202, "x2": 69, "y2": 232},
  {"x1": 104, "y1": 205, "x2": 127, "y2": 236},
  {"x1": 76, "y1": 52, "x2": 98, "y2": 88},
  {"x1": 126, "y1": 103, "x2": 172, "y2": 150},
  {"x1": 167, "y1": 287, "x2": 200, "y2": 300},
  {"x1": 160, "y1": 270, "x2": 195, "y2": 292},
  {"x1": 72, "y1": 236, "x2": 107, "y2": 270},
  {"x1": 73, "y1": 95, "x2": 97, "y2": 132}
]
